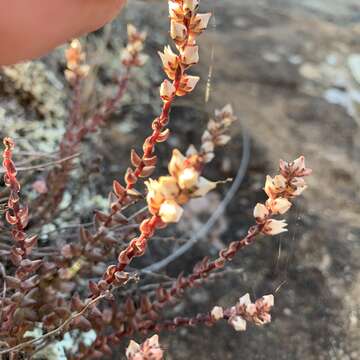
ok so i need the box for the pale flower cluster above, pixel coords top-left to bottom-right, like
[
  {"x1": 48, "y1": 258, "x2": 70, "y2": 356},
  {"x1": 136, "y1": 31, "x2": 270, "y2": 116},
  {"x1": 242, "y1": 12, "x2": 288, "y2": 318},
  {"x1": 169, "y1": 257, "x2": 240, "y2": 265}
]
[
  {"x1": 65, "y1": 24, "x2": 147, "y2": 85},
  {"x1": 126, "y1": 335, "x2": 163, "y2": 360},
  {"x1": 64, "y1": 39, "x2": 90, "y2": 83},
  {"x1": 211, "y1": 293, "x2": 274, "y2": 332},
  {"x1": 200, "y1": 104, "x2": 237, "y2": 163},
  {"x1": 146, "y1": 149, "x2": 217, "y2": 223},
  {"x1": 121, "y1": 24, "x2": 148, "y2": 67},
  {"x1": 159, "y1": 0, "x2": 211, "y2": 101},
  {"x1": 253, "y1": 156, "x2": 312, "y2": 235}
]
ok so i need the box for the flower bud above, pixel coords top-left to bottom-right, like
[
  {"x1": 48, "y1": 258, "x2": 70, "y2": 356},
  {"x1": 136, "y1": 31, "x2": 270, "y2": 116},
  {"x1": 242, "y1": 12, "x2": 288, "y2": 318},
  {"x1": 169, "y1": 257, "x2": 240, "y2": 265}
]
[
  {"x1": 211, "y1": 306, "x2": 224, "y2": 321},
  {"x1": 159, "y1": 200, "x2": 184, "y2": 223},
  {"x1": 253, "y1": 203, "x2": 269, "y2": 222},
  {"x1": 65, "y1": 39, "x2": 84, "y2": 70},
  {"x1": 229, "y1": 316, "x2": 247, "y2": 332},
  {"x1": 168, "y1": 149, "x2": 186, "y2": 178}
]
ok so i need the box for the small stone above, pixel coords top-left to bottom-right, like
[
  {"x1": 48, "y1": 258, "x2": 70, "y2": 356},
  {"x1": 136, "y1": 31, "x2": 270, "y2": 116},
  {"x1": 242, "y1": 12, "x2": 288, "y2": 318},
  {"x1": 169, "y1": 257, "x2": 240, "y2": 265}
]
[{"x1": 348, "y1": 54, "x2": 360, "y2": 84}]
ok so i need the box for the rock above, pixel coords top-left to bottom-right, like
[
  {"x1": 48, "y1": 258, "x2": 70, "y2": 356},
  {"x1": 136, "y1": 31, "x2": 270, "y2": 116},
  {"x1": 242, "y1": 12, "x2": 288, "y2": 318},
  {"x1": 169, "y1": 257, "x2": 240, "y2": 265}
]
[{"x1": 348, "y1": 54, "x2": 360, "y2": 84}]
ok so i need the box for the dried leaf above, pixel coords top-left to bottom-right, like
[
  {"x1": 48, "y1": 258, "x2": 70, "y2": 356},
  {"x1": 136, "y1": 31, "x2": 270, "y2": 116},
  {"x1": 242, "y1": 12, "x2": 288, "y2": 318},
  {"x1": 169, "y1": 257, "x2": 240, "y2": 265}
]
[
  {"x1": 139, "y1": 166, "x2": 156, "y2": 178},
  {"x1": 113, "y1": 180, "x2": 126, "y2": 198},
  {"x1": 131, "y1": 149, "x2": 142, "y2": 167},
  {"x1": 156, "y1": 128, "x2": 170, "y2": 143}
]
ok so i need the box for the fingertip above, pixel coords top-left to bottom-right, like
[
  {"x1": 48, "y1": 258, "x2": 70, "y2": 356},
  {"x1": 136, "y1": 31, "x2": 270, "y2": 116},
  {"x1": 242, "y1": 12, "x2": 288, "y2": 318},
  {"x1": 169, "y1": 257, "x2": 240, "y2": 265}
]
[
  {"x1": 83, "y1": 0, "x2": 127, "y2": 32},
  {"x1": 0, "y1": 0, "x2": 128, "y2": 65}
]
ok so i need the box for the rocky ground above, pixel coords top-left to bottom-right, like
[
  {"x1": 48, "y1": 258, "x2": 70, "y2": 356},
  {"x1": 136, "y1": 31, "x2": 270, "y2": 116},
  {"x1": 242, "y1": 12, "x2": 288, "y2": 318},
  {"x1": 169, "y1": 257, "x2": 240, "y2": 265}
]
[{"x1": 1, "y1": 0, "x2": 360, "y2": 359}]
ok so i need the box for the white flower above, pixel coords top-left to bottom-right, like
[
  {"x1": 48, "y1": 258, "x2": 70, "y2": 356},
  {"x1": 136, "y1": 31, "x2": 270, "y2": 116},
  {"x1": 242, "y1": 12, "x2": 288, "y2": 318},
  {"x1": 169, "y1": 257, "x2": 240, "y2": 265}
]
[
  {"x1": 181, "y1": 45, "x2": 199, "y2": 66},
  {"x1": 215, "y1": 134, "x2": 231, "y2": 146},
  {"x1": 186, "y1": 144, "x2": 198, "y2": 156},
  {"x1": 280, "y1": 156, "x2": 312, "y2": 177},
  {"x1": 211, "y1": 306, "x2": 224, "y2": 321},
  {"x1": 160, "y1": 79, "x2": 176, "y2": 101},
  {"x1": 264, "y1": 174, "x2": 287, "y2": 199},
  {"x1": 191, "y1": 13, "x2": 212, "y2": 33},
  {"x1": 217, "y1": 103, "x2": 234, "y2": 117},
  {"x1": 65, "y1": 39, "x2": 84, "y2": 70},
  {"x1": 158, "y1": 176, "x2": 180, "y2": 199},
  {"x1": 253, "y1": 203, "x2": 269, "y2": 222},
  {"x1": 202, "y1": 130, "x2": 212, "y2": 142},
  {"x1": 290, "y1": 177, "x2": 305, "y2": 188},
  {"x1": 203, "y1": 152, "x2": 215, "y2": 163},
  {"x1": 127, "y1": 24, "x2": 146, "y2": 43},
  {"x1": 147, "y1": 334, "x2": 160, "y2": 348},
  {"x1": 169, "y1": 1, "x2": 183, "y2": 20},
  {"x1": 230, "y1": 316, "x2": 247, "y2": 332},
  {"x1": 159, "y1": 200, "x2": 184, "y2": 223},
  {"x1": 183, "y1": 75, "x2": 200, "y2": 91},
  {"x1": 158, "y1": 46, "x2": 179, "y2": 80},
  {"x1": 292, "y1": 156, "x2": 306, "y2": 173},
  {"x1": 292, "y1": 184, "x2": 307, "y2": 197},
  {"x1": 192, "y1": 176, "x2": 217, "y2": 197},
  {"x1": 267, "y1": 197, "x2": 292, "y2": 215},
  {"x1": 290, "y1": 176, "x2": 307, "y2": 197},
  {"x1": 201, "y1": 141, "x2": 215, "y2": 154},
  {"x1": 259, "y1": 313, "x2": 272, "y2": 325},
  {"x1": 146, "y1": 179, "x2": 165, "y2": 214},
  {"x1": 239, "y1": 293, "x2": 251, "y2": 307},
  {"x1": 176, "y1": 74, "x2": 200, "y2": 96},
  {"x1": 126, "y1": 340, "x2": 141, "y2": 359},
  {"x1": 263, "y1": 219, "x2": 288, "y2": 236},
  {"x1": 262, "y1": 294, "x2": 274, "y2": 308},
  {"x1": 245, "y1": 303, "x2": 257, "y2": 316},
  {"x1": 159, "y1": 45, "x2": 178, "y2": 67},
  {"x1": 196, "y1": 13, "x2": 211, "y2": 29},
  {"x1": 183, "y1": 0, "x2": 199, "y2": 12},
  {"x1": 170, "y1": 20, "x2": 187, "y2": 42},
  {"x1": 178, "y1": 167, "x2": 199, "y2": 189}
]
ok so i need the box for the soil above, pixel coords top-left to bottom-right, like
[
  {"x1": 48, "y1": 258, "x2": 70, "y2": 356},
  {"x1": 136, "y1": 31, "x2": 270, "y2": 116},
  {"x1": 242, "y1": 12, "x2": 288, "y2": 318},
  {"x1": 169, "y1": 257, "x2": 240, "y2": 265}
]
[{"x1": 1, "y1": 0, "x2": 360, "y2": 359}]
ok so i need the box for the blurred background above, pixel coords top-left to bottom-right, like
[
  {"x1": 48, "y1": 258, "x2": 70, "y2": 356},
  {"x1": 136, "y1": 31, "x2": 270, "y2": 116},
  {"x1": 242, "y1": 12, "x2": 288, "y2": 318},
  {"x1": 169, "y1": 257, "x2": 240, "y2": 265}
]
[{"x1": 1, "y1": 0, "x2": 360, "y2": 359}]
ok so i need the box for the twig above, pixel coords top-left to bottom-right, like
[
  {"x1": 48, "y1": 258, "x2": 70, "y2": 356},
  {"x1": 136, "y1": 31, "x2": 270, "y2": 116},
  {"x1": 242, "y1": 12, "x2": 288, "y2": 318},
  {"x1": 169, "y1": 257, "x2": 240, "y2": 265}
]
[{"x1": 0, "y1": 153, "x2": 80, "y2": 173}]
